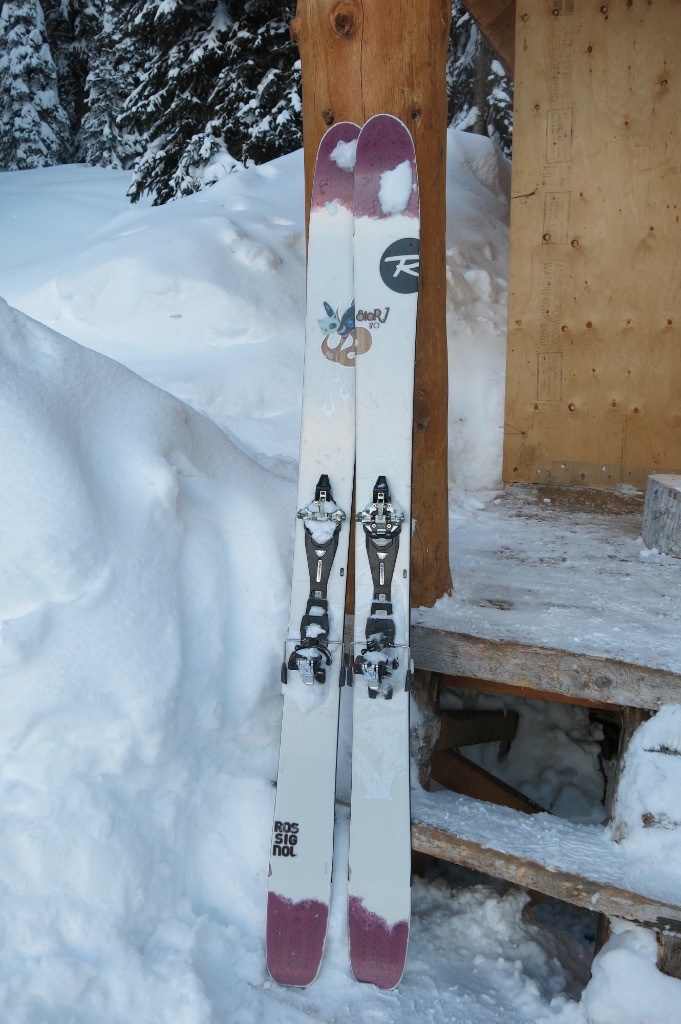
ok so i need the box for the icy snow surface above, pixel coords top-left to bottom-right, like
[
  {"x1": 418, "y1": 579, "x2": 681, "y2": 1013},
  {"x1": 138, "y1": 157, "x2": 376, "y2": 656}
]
[
  {"x1": 1, "y1": 132, "x2": 680, "y2": 1022},
  {"x1": 417, "y1": 485, "x2": 681, "y2": 675}
]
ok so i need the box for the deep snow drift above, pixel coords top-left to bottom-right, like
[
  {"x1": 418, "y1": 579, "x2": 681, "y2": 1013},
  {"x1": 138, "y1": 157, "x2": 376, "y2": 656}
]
[{"x1": 0, "y1": 133, "x2": 679, "y2": 1023}]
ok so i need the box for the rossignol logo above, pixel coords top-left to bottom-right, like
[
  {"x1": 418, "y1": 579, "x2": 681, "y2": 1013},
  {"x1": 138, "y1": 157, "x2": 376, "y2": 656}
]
[
  {"x1": 379, "y1": 238, "x2": 420, "y2": 294},
  {"x1": 272, "y1": 820, "x2": 299, "y2": 857}
]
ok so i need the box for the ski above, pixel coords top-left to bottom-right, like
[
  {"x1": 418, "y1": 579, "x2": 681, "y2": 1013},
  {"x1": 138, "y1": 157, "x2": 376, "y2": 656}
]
[
  {"x1": 266, "y1": 121, "x2": 360, "y2": 987},
  {"x1": 348, "y1": 114, "x2": 419, "y2": 989}
]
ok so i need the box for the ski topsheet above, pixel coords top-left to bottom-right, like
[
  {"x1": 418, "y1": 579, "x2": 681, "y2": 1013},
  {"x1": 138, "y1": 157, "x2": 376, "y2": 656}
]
[
  {"x1": 348, "y1": 115, "x2": 419, "y2": 989},
  {"x1": 266, "y1": 121, "x2": 360, "y2": 987}
]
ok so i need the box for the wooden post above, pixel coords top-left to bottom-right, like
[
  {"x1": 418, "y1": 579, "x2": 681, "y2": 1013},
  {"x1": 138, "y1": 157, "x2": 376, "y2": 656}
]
[{"x1": 293, "y1": 0, "x2": 453, "y2": 608}]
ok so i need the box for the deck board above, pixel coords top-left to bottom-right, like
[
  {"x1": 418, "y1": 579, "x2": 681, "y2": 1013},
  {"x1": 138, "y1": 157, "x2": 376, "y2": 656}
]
[
  {"x1": 411, "y1": 789, "x2": 681, "y2": 930},
  {"x1": 409, "y1": 485, "x2": 681, "y2": 707}
]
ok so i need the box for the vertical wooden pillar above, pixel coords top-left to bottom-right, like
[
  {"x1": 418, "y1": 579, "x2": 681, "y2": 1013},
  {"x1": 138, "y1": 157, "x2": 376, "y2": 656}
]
[{"x1": 293, "y1": 0, "x2": 453, "y2": 608}]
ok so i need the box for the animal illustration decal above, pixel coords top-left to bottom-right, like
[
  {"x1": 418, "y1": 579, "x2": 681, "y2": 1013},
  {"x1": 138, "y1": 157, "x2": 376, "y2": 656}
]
[{"x1": 318, "y1": 301, "x2": 372, "y2": 366}]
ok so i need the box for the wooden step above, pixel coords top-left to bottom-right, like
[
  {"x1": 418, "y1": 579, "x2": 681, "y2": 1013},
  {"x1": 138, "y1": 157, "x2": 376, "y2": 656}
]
[
  {"x1": 411, "y1": 788, "x2": 681, "y2": 933},
  {"x1": 344, "y1": 617, "x2": 681, "y2": 710}
]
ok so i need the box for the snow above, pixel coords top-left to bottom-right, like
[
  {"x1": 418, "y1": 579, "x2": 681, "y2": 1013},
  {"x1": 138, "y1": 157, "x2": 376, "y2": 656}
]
[
  {"x1": 411, "y1": 787, "x2": 681, "y2": 910},
  {"x1": 0, "y1": 129, "x2": 679, "y2": 1021},
  {"x1": 378, "y1": 158, "x2": 413, "y2": 214},
  {"x1": 611, "y1": 707, "x2": 681, "y2": 864},
  {"x1": 417, "y1": 485, "x2": 681, "y2": 675},
  {"x1": 330, "y1": 137, "x2": 357, "y2": 172},
  {"x1": 583, "y1": 921, "x2": 681, "y2": 1024}
]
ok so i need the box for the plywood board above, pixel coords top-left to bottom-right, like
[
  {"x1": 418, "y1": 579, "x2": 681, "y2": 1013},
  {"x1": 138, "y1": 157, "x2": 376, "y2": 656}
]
[{"x1": 504, "y1": 0, "x2": 681, "y2": 488}]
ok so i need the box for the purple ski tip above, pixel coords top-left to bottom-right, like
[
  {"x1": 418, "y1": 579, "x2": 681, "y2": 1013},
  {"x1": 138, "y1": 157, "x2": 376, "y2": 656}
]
[
  {"x1": 354, "y1": 114, "x2": 419, "y2": 222},
  {"x1": 266, "y1": 892, "x2": 328, "y2": 987},
  {"x1": 311, "y1": 121, "x2": 360, "y2": 213},
  {"x1": 348, "y1": 896, "x2": 409, "y2": 989}
]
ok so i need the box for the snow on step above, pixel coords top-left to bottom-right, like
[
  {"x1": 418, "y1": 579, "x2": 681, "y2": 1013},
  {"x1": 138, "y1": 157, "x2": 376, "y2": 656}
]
[{"x1": 411, "y1": 787, "x2": 681, "y2": 917}]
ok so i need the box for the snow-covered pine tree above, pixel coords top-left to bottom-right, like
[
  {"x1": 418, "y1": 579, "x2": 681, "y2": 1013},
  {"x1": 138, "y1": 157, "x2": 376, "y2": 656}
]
[
  {"x1": 77, "y1": 0, "x2": 141, "y2": 167},
  {"x1": 42, "y1": 0, "x2": 86, "y2": 149},
  {"x1": 485, "y1": 57, "x2": 513, "y2": 155},
  {"x1": 123, "y1": 0, "x2": 301, "y2": 204},
  {"x1": 122, "y1": 0, "x2": 236, "y2": 205},
  {"x1": 0, "y1": 0, "x2": 71, "y2": 169},
  {"x1": 447, "y1": 1, "x2": 513, "y2": 157},
  {"x1": 212, "y1": 0, "x2": 300, "y2": 166}
]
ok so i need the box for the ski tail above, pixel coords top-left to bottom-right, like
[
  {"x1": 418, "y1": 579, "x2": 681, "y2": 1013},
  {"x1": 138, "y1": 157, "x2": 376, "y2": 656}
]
[{"x1": 267, "y1": 893, "x2": 329, "y2": 987}]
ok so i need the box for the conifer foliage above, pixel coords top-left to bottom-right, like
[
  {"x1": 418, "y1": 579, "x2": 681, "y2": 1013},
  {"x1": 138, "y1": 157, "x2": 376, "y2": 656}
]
[
  {"x1": 123, "y1": 0, "x2": 301, "y2": 205},
  {"x1": 447, "y1": 1, "x2": 513, "y2": 157},
  {"x1": 77, "y1": 1, "x2": 141, "y2": 168},
  {"x1": 0, "y1": 0, "x2": 71, "y2": 169},
  {"x1": 0, "y1": 1, "x2": 512, "y2": 198},
  {"x1": 122, "y1": 0, "x2": 234, "y2": 204}
]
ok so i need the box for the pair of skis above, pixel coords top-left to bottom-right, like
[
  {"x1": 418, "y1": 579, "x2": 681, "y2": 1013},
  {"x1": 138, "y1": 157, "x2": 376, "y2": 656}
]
[{"x1": 266, "y1": 115, "x2": 419, "y2": 990}]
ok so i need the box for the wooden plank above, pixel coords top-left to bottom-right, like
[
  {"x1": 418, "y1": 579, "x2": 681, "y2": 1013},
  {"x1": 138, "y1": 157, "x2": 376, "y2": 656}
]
[
  {"x1": 410, "y1": 625, "x2": 681, "y2": 710},
  {"x1": 463, "y1": 0, "x2": 516, "y2": 74},
  {"x1": 411, "y1": 819, "x2": 681, "y2": 929},
  {"x1": 293, "y1": 0, "x2": 453, "y2": 607},
  {"x1": 441, "y1": 673, "x2": 617, "y2": 711},
  {"x1": 504, "y1": 0, "x2": 681, "y2": 489},
  {"x1": 344, "y1": 617, "x2": 681, "y2": 709},
  {"x1": 436, "y1": 709, "x2": 519, "y2": 748},
  {"x1": 431, "y1": 749, "x2": 546, "y2": 814}
]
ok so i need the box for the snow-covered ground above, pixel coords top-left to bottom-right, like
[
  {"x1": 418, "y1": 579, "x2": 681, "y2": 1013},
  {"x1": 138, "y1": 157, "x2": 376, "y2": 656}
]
[{"x1": 1, "y1": 133, "x2": 679, "y2": 1022}]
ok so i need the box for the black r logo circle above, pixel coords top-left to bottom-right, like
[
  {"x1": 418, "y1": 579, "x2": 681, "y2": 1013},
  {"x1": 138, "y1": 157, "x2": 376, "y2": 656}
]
[{"x1": 379, "y1": 238, "x2": 420, "y2": 294}]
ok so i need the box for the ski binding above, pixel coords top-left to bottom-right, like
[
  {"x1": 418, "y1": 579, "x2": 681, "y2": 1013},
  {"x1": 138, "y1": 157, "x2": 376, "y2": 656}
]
[{"x1": 283, "y1": 475, "x2": 346, "y2": 687}]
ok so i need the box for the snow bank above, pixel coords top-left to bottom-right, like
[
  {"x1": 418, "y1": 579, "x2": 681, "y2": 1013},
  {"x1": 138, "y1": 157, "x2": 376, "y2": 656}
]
[
  {"x1": 611, "y1": 706, "x2": 681, "y2": 861},
  {"x1": 0, "y1": 298, "x2": 592, "y2": 1024},
  {"x1": 582, "y1": 922, "x2": 681, "y2": 1024},
  {"x1": 445, "y1": 132, "x2": 510, "y2": 491},
  {"x1": 0, "y1": 129, "x2": 511, "y2": 491},
  {"x1": 0, "y1": 297, "x2": 292, "y2": 1021}
]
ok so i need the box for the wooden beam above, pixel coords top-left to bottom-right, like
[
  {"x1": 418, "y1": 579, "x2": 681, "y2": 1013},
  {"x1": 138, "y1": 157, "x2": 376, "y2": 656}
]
[
  {"x1": 643, "y1": 475, "x2": 681, "y2": 558},
  {"x1": 658, "y1": 933, "x2": 681, "y2": 981},
  {"x1": 411, "y1": 819, "x2": 681, "y2": 930},
  {"x1": 410, "y1": 625, "x2": 681, "y2": 711},
  {"x1": 431, "y1": 749, "x2": 546, "y2": 814},
  {"x1": 463, "y1": 0, "x2": 515, "y2": 75},
  {"x1": 436, "y1": 709, "x2": 519, "y2": 748},
  {"x1": 344, "y1": 618, "x2": 681, "y2": 708},
  {"x1": 441, "y1": 673, "x2": 616, "y2": 711},
  {"x1": 294, "y1": 0, "x2": 453, "y2": 608}
]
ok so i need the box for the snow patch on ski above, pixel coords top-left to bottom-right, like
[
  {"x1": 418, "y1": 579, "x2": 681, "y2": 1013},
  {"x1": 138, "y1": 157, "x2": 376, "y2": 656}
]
[
  {"x1": 378, "y1": 159, "x2": 414, "y2": 215},
  {"x1": 330, "y1": 138, "x2": 358, "y2": 172}
]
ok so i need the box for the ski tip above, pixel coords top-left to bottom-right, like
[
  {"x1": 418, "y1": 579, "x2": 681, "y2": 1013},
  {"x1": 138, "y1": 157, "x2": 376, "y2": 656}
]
[
  {"x1": 354, "y1": 114, "x2": 418, "y2": 222},
  {"x1": 311, "y1": 122, "x2": 361, "y2": 213},
  {"x1": 266, "y1": 892, "x2": 329, "y2": 987},
  {"x1": 348, "y1": 896, "x2": 409, "y2": 990}
]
